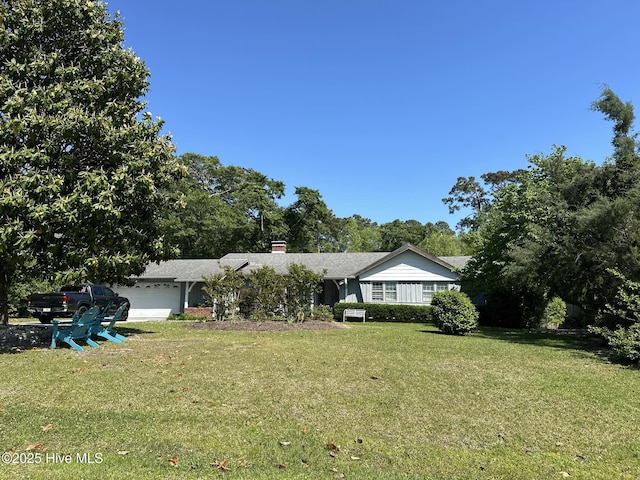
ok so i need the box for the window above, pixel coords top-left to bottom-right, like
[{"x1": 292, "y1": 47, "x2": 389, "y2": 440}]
[
  {"x1": 372, "y1": 282, "x2": 383, "y2": 302},
  {"x1": 385, "y1": 282, "x2": 397, "y2": 302},
  {"x1": 422, "y1": 283, "x2": 434, "y2": 303},
  {"x1": 423, "y1": 282, "x2": 449, "y2": 304}
]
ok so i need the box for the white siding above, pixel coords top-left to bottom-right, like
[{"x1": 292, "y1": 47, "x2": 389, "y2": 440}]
[{"x1": 359, "y1": 251, "x2": 458, "y2": 282}]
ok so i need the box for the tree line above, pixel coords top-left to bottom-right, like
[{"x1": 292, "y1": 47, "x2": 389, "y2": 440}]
[
  {"x1": 159, "y1": 153, "x2": 472, "y2": 258},
  {"x1": 444, "y1": 87, "x2": 640, "y2": 360},
  {"x1": 3, "y1": 0, "x2": 640, "y2": 363}
]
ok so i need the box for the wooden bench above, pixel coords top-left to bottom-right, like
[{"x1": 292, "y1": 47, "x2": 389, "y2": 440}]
[{"x1": 342, "y1": 308, "x2": 367, "y2": 322}]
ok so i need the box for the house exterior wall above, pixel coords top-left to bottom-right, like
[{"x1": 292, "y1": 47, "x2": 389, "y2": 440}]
[
  {"x1": 354, "y1": 251, "x2": 460, "y2": 305},
  {"x1": 359, "y1": 251, "x2": 459, "y2": 282},
  {"x1": 360, "y1": 280, "x2": 458, "y2": 305}
]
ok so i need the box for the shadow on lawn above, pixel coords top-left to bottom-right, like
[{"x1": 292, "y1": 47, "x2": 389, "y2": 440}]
[
  {"x1": 0, "y1": 324, "x2": 156, "y2": 354},
  {"x1": 421, "y1": 325, "x2": 603, "y2": 353}
]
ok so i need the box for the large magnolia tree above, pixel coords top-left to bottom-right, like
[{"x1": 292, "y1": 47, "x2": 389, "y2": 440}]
[{"x1": 0, "y1": 0, "x2": 184, "y2": 324}]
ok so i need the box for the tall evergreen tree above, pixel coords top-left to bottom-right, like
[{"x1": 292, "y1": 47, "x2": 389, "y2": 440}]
[{"x1": 0, "y1": 0, "x2": 184, "y2": 324}]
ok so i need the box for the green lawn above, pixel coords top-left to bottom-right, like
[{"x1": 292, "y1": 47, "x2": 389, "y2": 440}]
[{"x1": 0, "y1": 322, "x2": 638, "y2": 479}]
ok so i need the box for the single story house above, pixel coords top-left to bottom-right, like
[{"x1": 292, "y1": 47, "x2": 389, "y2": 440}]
[{"x1": 114, "y1": 242, "x2": 471, "y2": 319}]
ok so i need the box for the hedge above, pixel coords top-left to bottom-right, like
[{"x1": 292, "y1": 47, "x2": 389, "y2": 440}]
[{"x1": 332, "y1": 302, "x2": 432, "y2": 323}]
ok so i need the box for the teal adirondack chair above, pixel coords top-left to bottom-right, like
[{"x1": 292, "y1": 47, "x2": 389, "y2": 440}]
[
  {"x1": 90, "y1": 302, "x2": 129, "y2": 343},
  {"x1": 51, "y1": 306, "x2": 101, "y2": 352},
  {"x1": 95, "y1": 300, "x2": 114, "y2": 322}
]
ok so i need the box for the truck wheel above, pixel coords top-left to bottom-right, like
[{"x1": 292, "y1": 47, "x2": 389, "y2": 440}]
[
  {"x1": 76, "y1": 305, "x2": 89, "y2": 316},
  {"x1": 38, "y1": 314, "x2": 53, "y2": 324}
]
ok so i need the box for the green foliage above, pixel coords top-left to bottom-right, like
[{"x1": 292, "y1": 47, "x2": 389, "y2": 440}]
[
  {"x1": 161, "y1": 153, "x2": 286, "y2": 257},
  {"x1": 541, "y1": 297, "x2": 567, "y2": 330},
  {"x1": 0, "y1": 0, "x2": 184, "y2": 324},
  {"x1": 335, "y1": 215, "x2": 382, "y2": 252},
  {"x1": 431, "y1": 290, "x2": 479, "y2": 335},
  {"x1": 284, "y1": 186, "x2": 339, "y2": 252},
  {"x1": 202, "y1": 265, "x2": 245, "y2": 321},
  {"x1": 592, "y1": 323, "x2": 640, "y2": 363},
  {"x1": 309, "y1": 305, "x2": 334, "y2": 322},
  {"x1": 442, "y1": 176, "x2": 490, "y2": 231},
  {"x1": 8, "y1": 277, "x2": 54, "y2": 318},
  {"x1": 239, "y1": 263, "x2": 325, "y2": 322},
  {"x1": 589, "y1": 269, "x2": 640, "y2": 363},
  {"x1": 284, "y1": 263, "x2": 324, "y2": 322},
  {"x1": 244, "y1": 265, "x2": 286, "y2": 318},
  {"x1": 333, "y1": 302, "x2": 432, "y2": 322},
  {"x1": 464, "y1": 105, "x2": 640, "y2": 321}
]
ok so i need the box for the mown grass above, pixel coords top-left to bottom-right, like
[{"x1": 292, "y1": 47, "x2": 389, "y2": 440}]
[{"x1": 0, "y1": 322, "x2": 638, "y2": 479}]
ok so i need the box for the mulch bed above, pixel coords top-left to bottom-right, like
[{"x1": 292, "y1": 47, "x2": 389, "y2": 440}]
[{"x1": 186, "y1": 320, "x2": 347, "y2": 332}]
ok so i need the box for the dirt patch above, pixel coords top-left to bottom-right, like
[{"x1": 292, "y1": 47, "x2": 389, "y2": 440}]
[{"x1": 186, "y1": 320, "x2": 347, "y2": 332}]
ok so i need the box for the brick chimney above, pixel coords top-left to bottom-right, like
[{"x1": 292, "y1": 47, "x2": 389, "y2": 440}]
[{"x1": 271, "y1": 240, "x2": 287, "y2": 253}]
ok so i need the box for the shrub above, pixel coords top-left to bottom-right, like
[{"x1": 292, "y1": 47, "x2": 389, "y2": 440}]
[
  {"x1": 332, "y1": 303, "x2": 432, "y2": 322},
  {"x1": 587, "y1": 269, "x2": 640, "y2": 363},
  {"x1": 310, "y1": 305, "x2": 334, "y2": 322},
  {"x1": 541, "y1": 297, "x2": 567, "y2": 329},
  {"x1": 590, "y1": 324, "x2": 640, "y2": 363},
  {"x1": 202, "y1": 266, "x2": 245, "y2": 321},
  {"x1": 431, "y1": 290, "x2": 479, "y2": 335}
]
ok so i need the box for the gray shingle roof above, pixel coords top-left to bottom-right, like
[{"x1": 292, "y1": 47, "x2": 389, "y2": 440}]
[
  {"x1": 438, "y1": 256, "x2": 472, "y2": 269},
  {"x1": 221, "y1": 252, "x2": 390, "y2": 279},
  {"x1": 133, "y1": 258, "x2": 248, "y2": 282},
  {"x1": 132, "y1": 247, "x2": 472, "y2": 282}
]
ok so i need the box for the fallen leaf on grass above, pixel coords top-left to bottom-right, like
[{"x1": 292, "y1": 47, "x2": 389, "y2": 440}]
[
  {"x1": 117, "y1": 451, "x2": 129, "y2": 456},
  {"x1": 370, "y1": 376, "x2": 379, "y2": 380},
  {"x1": 355, "y1": 437, "x2": 363, "y2": 444},
  {"x1": 326, "y1": 443, "x2": 341, "y2": 451},
  {"x1": 561, "y1": 472, "x2": 571, "y2": 478},
  {"x1": 26, "y1": 443, "x2": 43, "y2": 451},
  {"x1": 279, "y1": 441, "x2": 291, "y2": 447},
  {"x1": 350, "y1": 456, "x2": 361, "y2": 460},
  {"x1": 334, "y1": 473, "x2": 345, "y2": 479},
  {"x1": 212, "y1": 459, "x2": 229, "y2": 471},
  {"x1": 168, "y1": 456, "x2": 178, "y2": 467},
  {"x1": 275, "y1": 463, "x2": 287, "y2": 470},
  {"x1": 41, "y1": 423, "x2": 54, "y2": 431}
]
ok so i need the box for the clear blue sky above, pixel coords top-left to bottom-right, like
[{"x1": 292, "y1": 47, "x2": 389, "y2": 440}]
[{"x1": 106, "y1": 0, "x2": 640, "y2": 227}]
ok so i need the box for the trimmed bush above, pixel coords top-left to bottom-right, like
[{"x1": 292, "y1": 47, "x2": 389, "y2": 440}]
[
  {"x1": 431, "y1": 290, "x2": 479, "y2": 335},
  {"x1": 541, "y1": 297, "x2": 566, "y2": 329},
  {"x1": 333, "y1": 302, "x2": 432, "y2": 323}
]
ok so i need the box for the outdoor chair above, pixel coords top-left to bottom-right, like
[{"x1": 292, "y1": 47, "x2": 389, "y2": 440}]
[
  {"x1": 51, "y1": 306, "x2": 101, "y2": 352},
  {"x1": 90, "y1": 302, "x2": 129, "y2": 343}
]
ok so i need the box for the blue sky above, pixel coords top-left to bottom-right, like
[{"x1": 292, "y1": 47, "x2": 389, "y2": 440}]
[{"x1": 107, "y1": 0, "x2": 640, "y2": 227}]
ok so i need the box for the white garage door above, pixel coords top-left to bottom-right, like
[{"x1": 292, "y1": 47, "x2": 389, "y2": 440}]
[{"x1": 114, "y1": 282, "x2": 182, "y2": 320}]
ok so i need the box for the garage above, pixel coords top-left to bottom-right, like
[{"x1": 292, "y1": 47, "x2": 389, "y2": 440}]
[{"x1": 113, "y1": 282, "x2": 182, "y2": 320}]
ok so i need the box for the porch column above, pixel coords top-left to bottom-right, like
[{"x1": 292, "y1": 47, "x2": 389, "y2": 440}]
[{"x1": 184, "y1": 281, "x2": 196, "y2": 310}]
